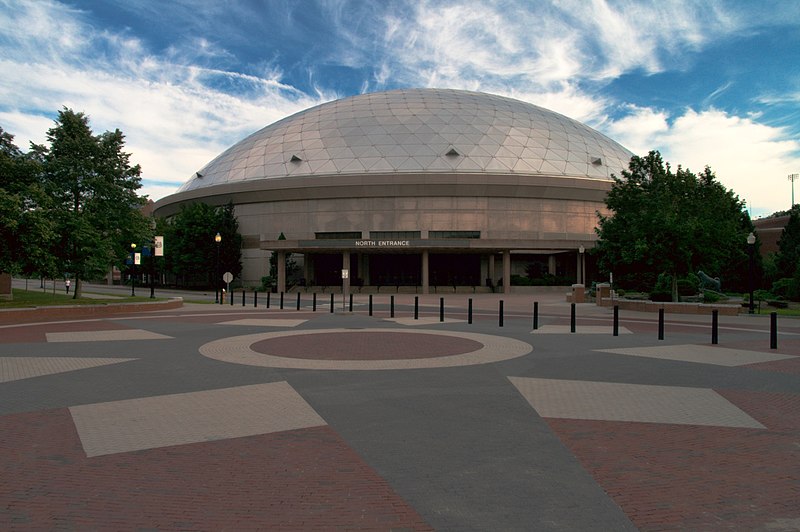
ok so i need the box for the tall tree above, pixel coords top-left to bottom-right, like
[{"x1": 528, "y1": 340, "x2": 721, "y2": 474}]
[
  {"x1": 0, "y1": 127, "x2": 56, "y2": 285},
  {"x1": 41, "y1": 109, "x2": 148, "y2": 298},
  {"x1": 775, "y1": 205, "x2": 800, "y2": 280},
  {"x1": 595, "y1": 151, "x2": 755, "y2": 301},
  {"x1": 164, "y1": 201, "x2": 242, "y2": 288}
]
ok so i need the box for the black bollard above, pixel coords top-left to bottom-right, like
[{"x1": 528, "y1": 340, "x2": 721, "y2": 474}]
[
  {"x1": 313, "y1": 293, "x2": 316, "y2": 312},
  {"x1": 711, "y1": 309, "x2": 719, "y2": 345},
  {"x1": 468, "y1": 298, "x2": 473, "y2": 325},
  {"x1": 267, "y1": 291, "x2": 271, "y2": 308},
  {"x1": 439, "y1": 297, "x2": 444, "y2": 322},
  {"x1": 231, "y1": 289, "x2": 234, "y2": 306},
  {"x1": 369, "y1": 294, "x2": 373, "y2": 316},
  {"x1": 390, "y1": 295, "x2": 395, "y2": 318},
  {"x1": 296, "y1": 292, "x2": 301, "y2": 311},
  {"x1": 242, "y1": 289, "x2": 245, "y2": 306},
  {"x1": 499, "y1": 300, "x2": 504, "y2": 327},
  {"x1": 254, "y1": 290, "x2": 258, "y2": 308},
  {"x1": 570, "y1": 303, "x2": 576, "y2": 333},
  {"x1": 349, "y1": 293, "x2": 353, "y2": 312},
  {"x1": 330, "y1": 293, "x2": 334, "y2": 313},
  {"x1": 414, "y1": 296, "x2": 419, "y2": 320},
  {"x1": 658, "y1": 308, "x2": 665, "y2": 340},
  {"x1": 613, "y1": 305, "x2": 619, "y2": 336},
  {"x1": 533, "y1": 301, "x2": 539, "y2": 330},
  {"x1": 771, "y1": 312, "x2": 778, "y2": 349},
  {"x1": 280, "y1": 292, "x2": 284, "y2": 309}
]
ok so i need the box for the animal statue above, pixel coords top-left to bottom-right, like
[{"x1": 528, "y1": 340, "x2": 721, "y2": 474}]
[{"x1": 697, "y1": 270, "x2": 721, "y2": 292}]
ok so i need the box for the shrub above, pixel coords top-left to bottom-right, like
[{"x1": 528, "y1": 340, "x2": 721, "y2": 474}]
[
  {"x1": 702, "y1": 291, "x2": 721, "y2": 303},
  {"x1": 771, "y1": 278, "x2": 793, "y2": 298},
  {"x1": 259, "y1": 276, "x2": 274, "y2": 292}
]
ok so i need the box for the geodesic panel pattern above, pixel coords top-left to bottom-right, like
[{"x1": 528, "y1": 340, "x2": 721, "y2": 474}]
[{"x1": 178, "y1": 89, "x2": 633, "y2": 193}]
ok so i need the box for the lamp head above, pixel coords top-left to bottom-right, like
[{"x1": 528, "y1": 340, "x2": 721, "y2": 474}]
[
  {"x1": 215, "y1": 232, "x2": 222, "y2": 243},
  {"x1": 747, "y1": 232, "x2": 756, "y2": 245}
]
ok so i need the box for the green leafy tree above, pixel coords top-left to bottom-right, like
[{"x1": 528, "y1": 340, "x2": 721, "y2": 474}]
[
  {"x1": 163, "y1": 201, "x2": 242, "y2": 288},
  {"x1": 772, "y1": 205, "x2": 800, "y2": 299},
  {"x1": 0, "y1": 127, "x2": 57, "y2": 286},
  {"x1": 40, "y1": 109, "x2": 148, "y2": 298},
  {"x1": 775, "y1": 205, "x2": 800, "y2": 279},
  {"x1": 595, "y1": 151, "x2": 755, "y2": 301}
]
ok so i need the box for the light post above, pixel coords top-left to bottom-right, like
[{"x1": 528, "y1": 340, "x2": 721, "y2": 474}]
[
  {"x1": 215, "y1": 232, "x2": 222, "y2": 304},
  {"x1": 578, "y1": 245, "x2": 585, "y2": 285},
  {"x1": 747, "y1": 232, "x2": 756, "y2": 314},
  {"x1": 130, "y1": 243, "x2": 137, "y2": 297},
  {"x1": 789, "y1": 173, "x2": 799, "y2": 207}
]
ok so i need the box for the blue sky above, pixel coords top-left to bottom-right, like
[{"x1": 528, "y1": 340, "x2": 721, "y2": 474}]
[{"x1": 1, "y1": 0, "x2": 798, "y2": 218}]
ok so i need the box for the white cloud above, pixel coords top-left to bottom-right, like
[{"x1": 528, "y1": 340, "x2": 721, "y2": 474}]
[
  {"x1": 0, "y1": 1, "x2": 330, "y2": 201},
  {"x1": 606, "y1": 106, "x2": 800, "y2": 217}
]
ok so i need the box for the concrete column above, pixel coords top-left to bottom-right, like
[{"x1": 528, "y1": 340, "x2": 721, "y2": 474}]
[
  {"x1": 502, "y1": 250, "x2": 511, "y2": 294},
  {"x1": 277, "y1": 251, "x2": 286, "y2": 293},
  {"x1": 422, "y1": 250, "x2": 429, "y2": 295},
  {"x1": 488, "y1": 254, "x2": 496, "y2": 286},
  {"x1": 342, "y1": 252, "x2": 350, "y2": 300},
  {"x1": 548, "y1": 255, "x2": 556, "y2": 276}
]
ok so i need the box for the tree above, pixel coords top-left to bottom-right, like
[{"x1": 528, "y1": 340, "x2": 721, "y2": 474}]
[
  {"x1": 162, "y1": 201, "x2": 242, "y2": 288},
  {"x1": 770, "y1": 205, "x2": 800, "y2": 299},
  {"x1": 595, "y1": 151, "x2": 755, "y2": 301},
  {"x1": 40, "y1": 109, "x2": 148, "y2": 298},
  {"x1": 775, "y1": 205, "x2": 800, "y2": 279},
  {"x1": 0, "y1": 127, "x2": 57, "y2": 287}
]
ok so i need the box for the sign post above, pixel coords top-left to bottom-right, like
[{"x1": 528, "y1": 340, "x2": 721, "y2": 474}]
[
  {"x1": 223, "y1": 271, "x2": 233, "y2": 305},
  {"x1": 341, "y1": 268, "x2": 349, "y2": 311}
]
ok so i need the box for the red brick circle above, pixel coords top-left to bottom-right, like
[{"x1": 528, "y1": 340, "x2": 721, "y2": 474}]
[{"x1": 251, "y1": 331, "x2": 483, "y2": 360}]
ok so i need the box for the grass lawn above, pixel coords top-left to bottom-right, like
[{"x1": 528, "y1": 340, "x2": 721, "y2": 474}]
[{"x1": 0, "y1": 288, "x2": 160, "y2": 308}]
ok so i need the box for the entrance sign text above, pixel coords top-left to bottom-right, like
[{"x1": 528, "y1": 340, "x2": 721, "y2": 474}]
[{"x1": 354, "y1": 240, "x2": 410, "y2": 247}]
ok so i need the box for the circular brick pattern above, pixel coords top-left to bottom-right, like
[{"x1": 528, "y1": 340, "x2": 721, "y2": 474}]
[
  {"x1": 251, "y1": 331, "x2": 483, "y2": 360},
  {"x1": 199, "y1": 328, "x2": 532, "y2": 370}
]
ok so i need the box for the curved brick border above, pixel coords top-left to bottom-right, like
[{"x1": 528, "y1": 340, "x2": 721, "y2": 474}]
[
  {"x1": 0, "y1": 298, "x2": 184, "y2": 325},
  {"x1": 199, "y1": 328, "x2": 532, "y2": 370}
]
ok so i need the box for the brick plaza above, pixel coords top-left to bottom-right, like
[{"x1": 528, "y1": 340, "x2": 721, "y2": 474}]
[{"x1": 1, "y1": 291, "x2": 798, "y2": 530}]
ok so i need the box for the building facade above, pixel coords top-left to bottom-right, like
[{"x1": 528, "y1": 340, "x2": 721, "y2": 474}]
[{"x1": 154, "y1": 89, "x2": 633, "y2": 293}]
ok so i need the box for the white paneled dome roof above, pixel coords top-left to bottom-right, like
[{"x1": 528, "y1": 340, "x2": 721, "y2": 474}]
[{"x1": 178, "y1": 88, "x2": 632, "y2": 193}]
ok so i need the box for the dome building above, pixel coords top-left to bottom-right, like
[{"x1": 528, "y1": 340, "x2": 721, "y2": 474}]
[{"x1": 154, "y1": 88, "x2": 633, "y2": 293}]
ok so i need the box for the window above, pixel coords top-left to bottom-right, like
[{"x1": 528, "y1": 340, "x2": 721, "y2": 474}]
[
  {"x1": 315, "y1": 231, "x2": 362, "y2": 239},
  {"x1": 369, "y1": 231, "x2": 421, "y2": 239},
  {"x1": 429, "y1": 231, "x2": 480, "y2": 239}
]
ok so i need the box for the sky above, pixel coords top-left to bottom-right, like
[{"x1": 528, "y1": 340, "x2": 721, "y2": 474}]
[{"x1": 1, "y1": 0, "x2": 799, "y2": 219}]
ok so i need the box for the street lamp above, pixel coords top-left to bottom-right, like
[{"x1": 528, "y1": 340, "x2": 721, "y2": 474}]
[
  {"x1": 578, "y1": 245, "x2": 585, "y2": 285},
  {"x1": 130, "y1": 243, "x2": 137, "y2": 297},
  {"x1": 215, "y1": 232, "x2": 222, "y2": 304},
  {"x1": 747, "y1": 232, "x2": 756, "y2": 314},
  {"x1": 789, "y1": 173, "x2": 799, "y2": 207}
]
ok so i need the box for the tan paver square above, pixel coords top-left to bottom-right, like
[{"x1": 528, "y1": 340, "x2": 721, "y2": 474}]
[
  {"x1": 595, "y1": 344, "x2": 796, "y2": 367},
  {"x1": 0, "y1": 357, "x2": 136, "y2": 383},
  {"x1": 46, "y1": 330, "x2": 173, "y2": 342},
  {"x1": 509, "y1": 377, "x2": 764, "y2": 428},
  {"x1": 69, "y1": 382, "x2": 327, "y2": 457},
  {"x1": 533, "y1": 325, "x2": 632, "y2": 334},
  {"x1": 220, "y1": 319, "x2": 307, "y2": 327}
]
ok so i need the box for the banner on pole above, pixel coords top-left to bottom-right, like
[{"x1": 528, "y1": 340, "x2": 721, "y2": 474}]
[{"x1": 154, "y1": 236, "x2": 164, "y2": 256}]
